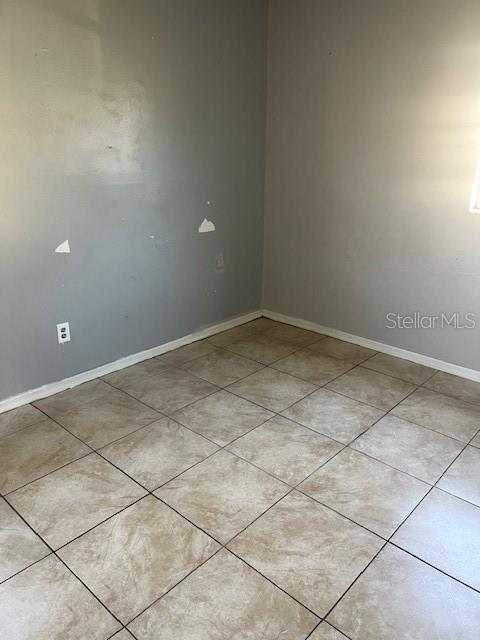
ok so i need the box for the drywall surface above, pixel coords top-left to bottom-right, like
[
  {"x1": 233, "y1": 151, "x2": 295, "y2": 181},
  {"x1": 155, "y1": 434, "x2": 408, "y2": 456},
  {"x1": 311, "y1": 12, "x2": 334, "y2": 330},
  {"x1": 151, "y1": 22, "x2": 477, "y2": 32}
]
[
  {"x1": 264, "y1": 0, "x2": 480, "y2": 370},
  {"x1": 0, "y1": 0, "x2": 267, "y2": 400}
]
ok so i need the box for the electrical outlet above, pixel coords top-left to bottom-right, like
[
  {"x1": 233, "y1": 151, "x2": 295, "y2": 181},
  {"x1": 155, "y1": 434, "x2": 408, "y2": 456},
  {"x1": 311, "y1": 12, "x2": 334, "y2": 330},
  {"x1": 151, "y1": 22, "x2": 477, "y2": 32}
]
[{"x1": 56, "y1": 322, "x2": 71, "y2": 344}]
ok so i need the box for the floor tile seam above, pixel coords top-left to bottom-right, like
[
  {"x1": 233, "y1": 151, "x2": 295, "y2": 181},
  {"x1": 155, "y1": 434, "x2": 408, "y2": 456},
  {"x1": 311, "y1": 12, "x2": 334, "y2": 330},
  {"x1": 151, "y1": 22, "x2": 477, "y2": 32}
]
[
  {"x1": 276, "y1": 383, "x2": 400, "y2": 456},
  {"x1": 121, "y1": 545, "x2": 225, "y2": 630},
  {"x1": 305, "y1": 621, "x2": 354, "y2": 640},
  {"x1": 264, "y1": 378, "x2": 433, "y2": 488},
  {"x1": 32, "y1": 386, "x2": 123, "y2": 419},
  {"x1": 315, "y1": 379, "x2": 461, "y2": 622},
  {"x1": 322, "y1": 375, "x2": 424, "y2": 412},
  {"x1": 341, "y1": 446, "x2": 436, "y2": 485},
  {"x1": 2, "y1": 363, "x2": 421, "y2": 511},
  {"x1": 224, "y1": 546, "x2": 323, "y2": 621},
  {"x1": 274, "y1": 356, "x2": 358, "y2": 381},
  {"x1": 4, "y1": 481, "x2": 230, "y2": 627},
  {"x1": 357, "y1": 362, "x2": 438, "y2": 386},
  {"x1": 178, "y1": 360, "x2": 268, "y2": 391},
  {"x1": 220, "y1": 339, "x2": 308, "y2": 366},
  {"x1": 2, "y1": 450, "x2": 93, "y2": 498},
  {"x1": 321, "y1": 538, "x2": 389, "y2": 623},
  {"x1": 292, "y1": 484, "x2": 388, "y2": 540},
  {"x1": 0, "y1": 495, "x2": 125, "y2": 629},
  {"x1": 7, "y1": 444, "x2": 477, "y2": 633},
  {"x1": 101, "y1": 371, "x2": 221, "y2": 414},
  {"x1": 222, "y1": 359, "x2": 375, "y2": 415},
  {"x1": 419, "y1": 379, "x2": 480, "y2": 409},
  {"x1": 377, "y1": 422, "x2": 480, "y2": 551},
  {"x1": 386, "y1": 541, "x2": 480, "y2": 595},
  {"x1": 2, "y1": 405, "x2": 163, "y2": 495},
  {"x1": 433, "y1": 483, "x2": 480, "y2": 510},
  {"x1": 337, "y1": 425, "x2": 480, "y2": 609},
  {"x1": 5, "y1": 340, "x2": 478, "y2": 623},
  {"x1": 1, "y1": 407, "x2": 166, "y2": 497},
  {"x1": 104, "y1": 371, "x2": 239, "y2": 424},
  {"x1": 386, "y1": 410, "x2": 479, "y2": 445},
  {"x1": 341, "y1": 378, "x2": 464, "y2": 485},
  {"x1": 0, "y1": 545, "x2": 51, "y2": 586},
  {"x1": 0, "y1": 415, "x2": 53, "y2": 443},
  {"x1": 305, "y1": 344, "x2": 379, "y2": 367},
  {"x1": 33, "y1": 404, "x2": 99, "y2": 450}
]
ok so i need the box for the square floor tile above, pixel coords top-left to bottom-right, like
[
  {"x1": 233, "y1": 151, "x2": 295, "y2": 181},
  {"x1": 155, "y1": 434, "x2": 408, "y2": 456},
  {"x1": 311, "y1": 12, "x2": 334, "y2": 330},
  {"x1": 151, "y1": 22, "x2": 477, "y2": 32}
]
[
  {"x1": 52, "y1": 390, "x2": 160, "y2": 449},
  {"x1": 391, "y1": 388, "x2": 480, "y2": 443},
  {"x1": 58, "y1": 496, "x2": 218, "y2": 623},
  {"x1": 272, "y1": 350, "x2": 353, "y2": 385},
  {"x1": 225, "y1": 334, "x2": 299, "y2": 364},
  {"x1": 0, "y1": 404, "x2": 44, "y2": 439},
  {"x1": 111, "y1": 631, "x2": 134, "y2": 640},
  {"x1": 264, "y1": 324, "x2": 325, "y2": 347},
  {"x1": 392, "y1": 489, "x2": 480, "y2": 590},
  {"x1": 172, "y1": 390, "x2": 273, "y2": 446},
  {"x1": 424, "y1": 371, "x2": 480, "y2": 406},
  {"x1": 228, "y1": 367, "x2": 317, "y2": 413},
  {"x1": 8, "y1": 453, "x2": 147, "y2": 549},
  {"x1": 33, "y1": 380, "x2": 115, "y2": 418},
  {"x1": 437, "y1": 446, "x2": 480, "y2": 506},
  {"x1": 229, "y1": 415, "x2": 343, "y2": 486},
  {"x1": 229, "y1": 491, "x2": 382, "y2": 616},
  {"x1": 327, "y1": 368, "x2": 416, "y2": 411},
  {"x1": 129, "y1": 549, "x2": 318, "y2": 640},
  {"x1": 309, "y1": 623, "x2": 348, "y2": 640},
  {"x1": 328, "y1": 545, "x2": 480, "y2": 640},
  {"x1": 0, "y1": 555, "x2": 120, "y2": 639},
  {"x1": 283, "y1": 388, "x2": 384, "y2": 444},
  {"x1": 155, "y1": 450, "x2": 289, "y2": 543},
  {"x1": 155, "y1": 341, "x2": 217, "y2": 368},
  {"x1": 299, "y1": 448, "x2": 429, "y2": 538},
  {"x1": 120, "y1": 368, "x2": 218, "y2": 413},
  {"x1": 100, "y1": 418, "x2": 218, "y2": 491},
  {"x1": 309, "y1": 337, "x2": 376, "y2": 364},
  {"x1": 0, "y1": 419, "x2": 90, "y2": 494},
  {"x1": 0, "y1": 498, "x2": 49, "y2": 582},
  {"x1": 472, "y1": 432, "x2": 480, "y2": 448},
  {"x1": 351, "y1": 415, "x2": 464, "y2": 484},
  {"x1": 362, "y1": 353, "x2": 435, "y2": 385},
  {"x1": 206, "y1": 324, "x2": 260, "y2": 347},
  {"x1": 102, "y1": 358, "x2": 173, "y2": 389},
  {"x1": 245, "y1": 318, "x2": 282, "y2": 332},
  {"x1": 182, "y1": 349, "x2": 263, "y2": 386}
]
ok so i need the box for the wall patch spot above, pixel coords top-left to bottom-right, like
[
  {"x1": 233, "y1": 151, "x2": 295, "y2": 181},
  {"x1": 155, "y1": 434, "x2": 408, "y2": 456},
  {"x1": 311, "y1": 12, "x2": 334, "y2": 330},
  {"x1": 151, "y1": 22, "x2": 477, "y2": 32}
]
[
  {"x1": 198, "y1": 218, "x2": 215, "y2": 233},
  {"x1": 55, "y1": 240, "x2": 70, "y2": 254},
  {"x1": 215, "y1": 253, "x2": 225, "y2": 272}
]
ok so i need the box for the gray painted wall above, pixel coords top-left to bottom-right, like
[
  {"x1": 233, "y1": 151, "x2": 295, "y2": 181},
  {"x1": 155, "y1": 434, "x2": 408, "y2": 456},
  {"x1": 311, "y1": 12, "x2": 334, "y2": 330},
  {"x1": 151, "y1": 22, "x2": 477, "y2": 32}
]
[
  {"x1": 0, "y1": 0, "x2": 267, "y2": 400},
  {"x1": 264, "y1": 0, "x2": 480, "y2": 370}
]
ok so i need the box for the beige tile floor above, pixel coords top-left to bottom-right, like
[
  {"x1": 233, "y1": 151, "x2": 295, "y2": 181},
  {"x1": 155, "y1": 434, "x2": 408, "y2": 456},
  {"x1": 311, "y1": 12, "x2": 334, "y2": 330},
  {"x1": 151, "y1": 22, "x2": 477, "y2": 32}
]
[{"x1": 1, "y1": 317, "x2": 480, "y2": 639}]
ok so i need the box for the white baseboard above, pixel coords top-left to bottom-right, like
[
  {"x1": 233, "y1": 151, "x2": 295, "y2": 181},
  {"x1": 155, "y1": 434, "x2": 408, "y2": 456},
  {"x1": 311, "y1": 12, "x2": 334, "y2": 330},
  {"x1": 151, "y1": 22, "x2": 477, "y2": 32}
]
[
  {"x1": 0, "y1": 309, "x2": 262, "y2": 415},
  {"x1": 3, "y1": 306, "x2": 478, "y2": 415},
  {"x1": 262, "y1": 309, "x2": 480, "y2": 383}
]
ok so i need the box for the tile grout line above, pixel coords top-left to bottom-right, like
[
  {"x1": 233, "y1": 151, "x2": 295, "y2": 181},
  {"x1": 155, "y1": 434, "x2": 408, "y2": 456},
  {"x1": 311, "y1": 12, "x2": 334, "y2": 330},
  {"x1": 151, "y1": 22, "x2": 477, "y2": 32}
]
[
  {"x1": 3, "y1": 317, "x2": 480, "y2": 635},
  {"x1": 0, "y1": 496, "x2": 126, "y2": 631},
  {"x1": 319, "y1": 388, "x2": 480, "y2": 627},
  {"x1": 310, "y1": 377, "x2": 449, "y2": 624}
]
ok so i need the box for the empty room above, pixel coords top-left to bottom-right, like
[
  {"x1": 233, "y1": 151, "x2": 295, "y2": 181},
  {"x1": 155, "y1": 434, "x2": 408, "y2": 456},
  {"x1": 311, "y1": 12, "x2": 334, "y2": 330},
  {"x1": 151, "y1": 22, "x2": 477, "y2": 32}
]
[{"x1": 1, "y1": 1, "x2": 480, "y2": 638}]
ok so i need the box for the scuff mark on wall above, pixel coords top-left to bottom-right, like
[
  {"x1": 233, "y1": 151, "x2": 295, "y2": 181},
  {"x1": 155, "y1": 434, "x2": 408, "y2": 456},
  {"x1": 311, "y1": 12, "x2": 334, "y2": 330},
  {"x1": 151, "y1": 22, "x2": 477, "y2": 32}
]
[
  {"x1": 198, "y1": 218, "x2": 215, "y2": 233},
  {"x1": 215, "y1": 253, "x2": 225, "y2": 272},
  {"x1": 55, "y1": 240, "x2": 71, "y2": 254}
]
